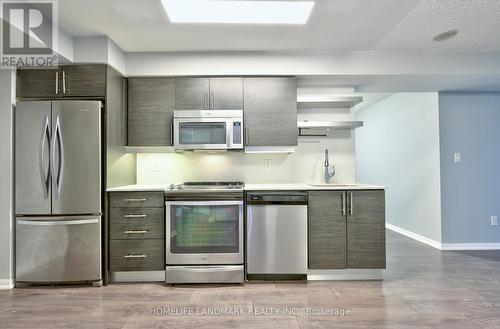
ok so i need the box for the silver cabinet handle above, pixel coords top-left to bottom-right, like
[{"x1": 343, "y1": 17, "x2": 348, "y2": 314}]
[
  {"x1": 124, "y1": 254, "x2": 147, "y2": 259},
  {"x1": 341, "y1": 192, "x2": 346, "y2": 216},
  {"x1": 39, "y1": 115, "x2": 51, "y2": 199},
  {"x1": 124, "y1": 214, "x2": 148, "y2": 218},
  {"x1": 170, "y1": 124, "x2": 174, "y2": 146},
  {"x1": 211, "y1": 91, "x2": 215, "y2": 109},
  {"x1": 124, "y1": 198, "x2": 147, "y2": 202},
  {"x1": 51, "y1": 116, "x2": 63, "y2": 199},
  {"x1": 125, "y1": 230, "x2": 148, "y2": 233},
  {"x1": 55, "y1": 71, "x2": 59, "y2": 94},
  {"x1": 205, "y1": 92, "x2": 209, "y2": 110},
  {"x1": 62, "y1": 70, "x2": 67, "y2": 94},
  {"x1": 349, "y1": 192, "x2": 353, "y2": 215}
]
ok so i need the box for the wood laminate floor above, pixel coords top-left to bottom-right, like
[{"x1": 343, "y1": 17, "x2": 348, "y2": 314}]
[{"x1": 1, "y1": 231, "x2": 500, "y2": 329}]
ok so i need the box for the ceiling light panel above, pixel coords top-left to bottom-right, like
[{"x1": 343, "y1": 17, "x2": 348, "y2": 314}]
[{"x1": 161, "y1": 0, "x2": 315, "y2": 25}]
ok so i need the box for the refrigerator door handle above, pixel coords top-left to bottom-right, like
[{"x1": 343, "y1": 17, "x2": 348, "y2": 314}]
[
  {"x1": 51, "y1": 116, "x2": 63, "y2": 199},
  {"x1": 39, "y1": 115, "x2": 51, "y2": 199}
]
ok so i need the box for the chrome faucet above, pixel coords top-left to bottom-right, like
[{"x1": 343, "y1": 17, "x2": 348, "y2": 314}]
[{"x1": 324, "y1": 149, "x2": 335, "y2": 183}]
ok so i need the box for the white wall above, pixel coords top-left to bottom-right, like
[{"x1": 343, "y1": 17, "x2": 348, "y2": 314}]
[
  {"x1": 137, "y1": 86, "x2": 356, "y2": 185},
  {"x1": 0, "y1": 70, "x2": 15, "y2": 289},
  {"x1": 355, "y1": 93, "x2": 442, "y2": 243}
]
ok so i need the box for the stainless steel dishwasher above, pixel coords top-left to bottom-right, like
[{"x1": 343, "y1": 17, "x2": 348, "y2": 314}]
[{"x1": 246, "y1": 192, "x2": 308, "y2": 277}]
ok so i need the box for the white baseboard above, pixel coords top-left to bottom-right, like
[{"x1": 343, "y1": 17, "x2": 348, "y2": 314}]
[
  {"x1": 386, "y1": 223, "x2": 500, "y2": 251},
  {"x1": 0, "y1": 279, "x2": 14, "y2": 290},
  {"x1": 441, "y1": 243, "x2": 500, "y2": 251},
  {"x1": 386, "y1": 223, "x2": 442, "y2": 250},
  {"x1": 308, "y1": 269, "x2": 383, "y2": 281},
  {"x1": 111, "y1": 271, "x2": 165, "y2": 282}
]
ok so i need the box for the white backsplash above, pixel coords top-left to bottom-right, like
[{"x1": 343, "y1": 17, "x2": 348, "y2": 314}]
[
  {"x1": 137, "y1": 85, "x2": 357, "y2": 185},
  {"x1": 137, "y1": 133, "x2": 355, "y2": 184}
]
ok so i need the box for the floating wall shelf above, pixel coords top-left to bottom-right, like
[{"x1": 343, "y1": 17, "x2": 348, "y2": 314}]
[
  {"x1": 297, "y1": 96, "x2": 363, "y2": 109},
  {"x1": 297, "y1": 121, "x2": 364, "y2": 137}
]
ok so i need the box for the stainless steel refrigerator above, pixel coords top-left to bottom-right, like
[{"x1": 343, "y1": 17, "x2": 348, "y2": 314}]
[{"x1": 15, "y1": 101, "x2": 102, "y2": 285}]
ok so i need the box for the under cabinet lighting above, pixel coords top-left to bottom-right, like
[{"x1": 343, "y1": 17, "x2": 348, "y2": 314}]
[{"x1": 161, "y1": 0, "x2": 315, "y2": 25}]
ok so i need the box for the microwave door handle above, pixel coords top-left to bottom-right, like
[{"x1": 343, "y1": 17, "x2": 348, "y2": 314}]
[{"x1": 227, "y1": 119, "x2": 232, "y2": 149}]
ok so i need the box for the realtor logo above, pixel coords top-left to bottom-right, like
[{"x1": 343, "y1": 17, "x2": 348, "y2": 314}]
[{"x1": 1, "y1": 0, "x2": 58, "y2": 67}]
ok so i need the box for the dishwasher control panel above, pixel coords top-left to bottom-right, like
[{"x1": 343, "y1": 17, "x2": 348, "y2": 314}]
[{"x1": 246, "y1": 192, "x2": 308, "y2": 205}]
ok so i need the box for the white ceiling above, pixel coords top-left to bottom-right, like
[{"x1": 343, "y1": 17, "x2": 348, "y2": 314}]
[
  {"x1": 53, "y1": 0, "x2": 476, "y2": 51},
  {"x1": 58, "y1": 0, "x2": 500, "y2": 52},
  {"x1": 375, "y1": 0, "x2": 500, "y2": 51}
]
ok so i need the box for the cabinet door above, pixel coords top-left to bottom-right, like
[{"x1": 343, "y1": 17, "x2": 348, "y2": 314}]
[
  {"x1": 17, "y1": 68, "x2": 61, "y2": 98},
  {"x1": 347, "y1": 190, "x2": 386, "y2": 269},
  {"x1": 61, "y1": 65, "x2": 106, "y2": 97},
  {"x1": 128, "y1": 78, "x2": 175, "y2": 146},
  {"x1": 244, "y1": 77, "x2": 297, "y2": 146},
  {"x1": 308, "y1": 191, "x2": 347, "y2": 269},
  {"x1": 209, "y1": 77, "x2": 243, "y2": 110},
  {"x1": 175, "y1": 77, "x2": 209, "y2": 111}
]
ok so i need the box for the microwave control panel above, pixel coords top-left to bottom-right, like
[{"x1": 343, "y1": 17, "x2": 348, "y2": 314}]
[{"x1": 233, "y1": 121, "x2": 242, "y2": 145}]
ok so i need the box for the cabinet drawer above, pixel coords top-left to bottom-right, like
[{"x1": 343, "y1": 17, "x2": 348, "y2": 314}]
[
  {"x1": 109, "y1": 192, "x2": 164, "y2": 208},
  {"x1": 110, "y1": 240, "x2": 164, "y2": 271},
  {"x1": 110, "y1": 218, "x2": 164, "y2": 240},
  {"x1": 110, "y1": 207, "x2": 164, "y2": 225}
]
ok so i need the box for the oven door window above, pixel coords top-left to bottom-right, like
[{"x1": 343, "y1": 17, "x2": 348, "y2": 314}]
[
  {"x1": 179, "y1": 122, "x2": 227, "y2": 145},
  {"x1": 170, "y1": 205, "x2": 240, "y2": 253}
]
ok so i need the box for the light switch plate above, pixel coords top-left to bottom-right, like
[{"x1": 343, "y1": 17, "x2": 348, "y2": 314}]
[
  {"x1": 491, "y1": 216, "x2": 498, "y2": 226},
  {"x1": 264, "y1": 159, "x2": 272, "y2": 170},
  {"x1": 454, "y1": 152, "x2": 462, "y2": 163}
]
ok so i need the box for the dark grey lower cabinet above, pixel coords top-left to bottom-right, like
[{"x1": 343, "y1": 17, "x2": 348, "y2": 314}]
[
  {"x1": 347, "y1": 190, "x2": 386, "y2": 269},
  {"x1": 308, "y1": 191, "x2": 347, "y2": 269},
  {"x1": 308, "y1": 190, "x2": 386, "y2": 270},
  {"x1": 108, "y1": 192, "x2": 165, "y2": 273}
]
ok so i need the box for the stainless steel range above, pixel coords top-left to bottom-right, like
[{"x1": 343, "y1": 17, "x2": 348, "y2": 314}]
[{"x1": 165, "y1": 182, "x2": 244, "y2": 284}]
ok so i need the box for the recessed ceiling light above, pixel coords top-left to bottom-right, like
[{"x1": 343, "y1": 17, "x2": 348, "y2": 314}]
[
  {"x1": 161, "y1": 0, "x2": 315, "y2": 25},
  {"x1": 433, "y1": 29, "x2": 459, "y2": 42}
]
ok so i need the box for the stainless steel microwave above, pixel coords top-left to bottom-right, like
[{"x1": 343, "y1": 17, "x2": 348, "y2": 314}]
[{"x1": 173, "y1": 110, "x2": 243, "y2": 150}]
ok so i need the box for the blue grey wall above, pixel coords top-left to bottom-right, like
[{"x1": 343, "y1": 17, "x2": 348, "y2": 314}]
[{"x1": 439, "y1": 92, "x2": 500, "y2": 244}]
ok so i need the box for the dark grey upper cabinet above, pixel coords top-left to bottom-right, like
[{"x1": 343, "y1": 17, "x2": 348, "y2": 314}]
[
  {"x1": 244, "y1": 77, "x2": 298, "y2": 147},
  {"x1": 308, "y1": 191, "x2": 347, "y2": 269},
  {"x1": 17, "y1": 68, "x2": 61, "y2": 98},
  {"x1": 347, "y1": 190, "x2": 386, "y2": 269},
  {"x1": 128, "y1": 78, "x2": 175, "y2": 146},
  {"x1": 61, "y1": 65, "x2": 106, "y2": 97},
  {"x1": 209, "y1": 77, "x2": 243, "y2": 110},
  {"x1": 175, "y1": 77, "x2": 210, "y2": 111},
  {"x1": 17, "y1": 65, "x2": 106, "y2": 98}
]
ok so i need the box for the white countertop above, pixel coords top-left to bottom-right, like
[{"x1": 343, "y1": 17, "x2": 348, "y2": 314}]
[
  {"x1": 244, "y1": 183, "x2": 385, "y2": 190},
  {"x1": 107, "y1": 183, "x2": 385, "y2": 192},
  {"x1": 106, "y1": 185, "x2": 173, "y2": 192}
]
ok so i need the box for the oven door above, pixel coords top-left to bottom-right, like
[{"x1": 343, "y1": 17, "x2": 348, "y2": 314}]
[
  {"x1": 166, "y1": 200, "x2": 243, "y2": 265},
  {"x1": 174, "y1": 118, "x2": 231, "y2": 150}
]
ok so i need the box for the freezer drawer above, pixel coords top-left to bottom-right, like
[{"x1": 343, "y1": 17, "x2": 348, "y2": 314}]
[{"x1": 16, "y1": 216, "x2": 102, "y2": 283}]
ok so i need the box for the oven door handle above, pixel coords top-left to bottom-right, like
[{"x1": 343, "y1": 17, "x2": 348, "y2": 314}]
[
  {"x1": 165, "y1": 201, "x2": 243, "y2": 206},
  {"x1": 172, "y1": 266, "x2": 241, "y2": 273}
]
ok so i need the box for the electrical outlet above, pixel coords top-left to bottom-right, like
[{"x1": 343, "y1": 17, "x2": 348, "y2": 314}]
[
  {"x1": 264, "y1": 159, "x2": 272, "y2": 171},
  {"x1": 491, "y1": 216, "x2": 498, "y2": 226},
  {"x1": 152, "y1": 160, "x2": 161, "y2": 172},
  {"x1": 454, "y1": 152, "x2": 462, "y2": 163}
]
